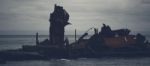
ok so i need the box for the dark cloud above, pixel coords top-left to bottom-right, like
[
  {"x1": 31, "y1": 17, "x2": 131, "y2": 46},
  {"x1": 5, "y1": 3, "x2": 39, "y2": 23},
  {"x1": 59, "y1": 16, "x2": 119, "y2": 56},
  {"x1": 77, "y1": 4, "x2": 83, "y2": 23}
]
[{"x1": 141, "y1": 0, "x2": 150, "y2": 4}]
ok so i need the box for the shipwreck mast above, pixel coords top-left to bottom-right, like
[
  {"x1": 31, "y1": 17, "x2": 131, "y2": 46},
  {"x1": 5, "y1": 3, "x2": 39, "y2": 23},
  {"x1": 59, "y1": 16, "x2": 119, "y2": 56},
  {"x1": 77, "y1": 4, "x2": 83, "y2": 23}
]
[{"x1": 49, "y1": 4, "x2": 70, "y2": 47}]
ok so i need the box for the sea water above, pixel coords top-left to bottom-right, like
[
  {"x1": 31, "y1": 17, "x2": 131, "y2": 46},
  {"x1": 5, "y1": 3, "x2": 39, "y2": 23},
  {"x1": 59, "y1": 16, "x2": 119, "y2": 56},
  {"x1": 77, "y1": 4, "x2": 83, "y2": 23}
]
[
  {"x1": 1, "y1": 57, "x2": 150, "y2": 66},
  {"x1": 0, "y1": 35, "x2": 150, "y2": 66}
]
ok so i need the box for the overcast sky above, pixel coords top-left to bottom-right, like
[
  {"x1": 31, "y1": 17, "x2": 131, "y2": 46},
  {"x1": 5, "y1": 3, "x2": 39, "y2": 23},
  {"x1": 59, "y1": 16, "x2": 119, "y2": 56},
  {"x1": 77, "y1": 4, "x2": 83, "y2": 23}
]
[{"x1": 0, "y1": 0, "x2": 150, "y2": 35}]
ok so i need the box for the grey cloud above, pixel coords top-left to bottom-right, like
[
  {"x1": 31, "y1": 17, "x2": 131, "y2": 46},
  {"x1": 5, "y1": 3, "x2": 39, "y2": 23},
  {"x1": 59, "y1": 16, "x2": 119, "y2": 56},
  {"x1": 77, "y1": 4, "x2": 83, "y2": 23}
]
[{"x1": 0, "y1": 0, "x2": 150, "y2": 35}]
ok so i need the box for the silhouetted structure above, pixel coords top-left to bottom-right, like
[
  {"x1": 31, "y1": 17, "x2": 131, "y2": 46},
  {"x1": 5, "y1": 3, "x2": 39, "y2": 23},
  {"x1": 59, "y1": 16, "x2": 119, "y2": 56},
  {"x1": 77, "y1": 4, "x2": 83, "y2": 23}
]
[
  {"x1": 36, "y1": 32, "x2": 39, "y2": 45},
  {"x1": 100, "y1": 24, "x2": 130, "y2": 37},
  {"x1": 22, "y1": 5, "x2": 150, "y2": 59},
  {"x1": 49, "y1": 4, "x2": 70, "y2": 47},
  {"x1": 2, "y1": 5, "x2": 150, "y2": 62}
]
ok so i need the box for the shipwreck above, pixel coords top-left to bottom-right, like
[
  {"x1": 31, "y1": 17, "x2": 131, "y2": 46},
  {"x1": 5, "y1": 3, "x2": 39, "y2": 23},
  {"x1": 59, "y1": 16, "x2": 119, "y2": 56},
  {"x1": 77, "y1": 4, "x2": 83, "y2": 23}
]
[
  {"x1": 1, "y1": 4, "x2": 150, "y2": 62},
  {"x1": 29, "y1": 4, "x2": 150, "y2": 58}
]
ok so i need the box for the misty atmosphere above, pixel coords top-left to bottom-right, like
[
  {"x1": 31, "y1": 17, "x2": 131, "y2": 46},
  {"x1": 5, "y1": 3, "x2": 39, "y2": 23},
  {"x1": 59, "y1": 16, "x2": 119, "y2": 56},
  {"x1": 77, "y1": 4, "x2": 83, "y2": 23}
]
[
  {"x1": 1, "y1": 0, "x2": 150, "y2": 66},
  {"x1": 0, "y1": 0, "x2": 150, "y2": 35}
]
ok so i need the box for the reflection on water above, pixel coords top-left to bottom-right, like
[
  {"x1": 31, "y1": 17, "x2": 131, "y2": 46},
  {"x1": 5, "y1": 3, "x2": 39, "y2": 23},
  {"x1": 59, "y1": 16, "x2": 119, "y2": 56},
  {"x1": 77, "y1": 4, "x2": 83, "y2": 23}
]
[{"x1": 1, "y1": 57, "x2": 150, "y2": 66}]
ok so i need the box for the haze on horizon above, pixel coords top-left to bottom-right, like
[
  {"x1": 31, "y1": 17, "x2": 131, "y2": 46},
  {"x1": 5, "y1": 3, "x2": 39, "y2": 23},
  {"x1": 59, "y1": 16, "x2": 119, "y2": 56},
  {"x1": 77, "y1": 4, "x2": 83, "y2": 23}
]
[{"x1": 0, "y1": 0, "x2": 150, "y2": 35}]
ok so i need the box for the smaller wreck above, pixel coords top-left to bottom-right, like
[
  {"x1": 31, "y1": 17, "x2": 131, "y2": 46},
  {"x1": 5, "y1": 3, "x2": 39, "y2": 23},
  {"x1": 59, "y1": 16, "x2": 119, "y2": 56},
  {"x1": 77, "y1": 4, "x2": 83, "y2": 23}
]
[{"x1": 1, "y1": 5, "x2": 150, "y2": 62}]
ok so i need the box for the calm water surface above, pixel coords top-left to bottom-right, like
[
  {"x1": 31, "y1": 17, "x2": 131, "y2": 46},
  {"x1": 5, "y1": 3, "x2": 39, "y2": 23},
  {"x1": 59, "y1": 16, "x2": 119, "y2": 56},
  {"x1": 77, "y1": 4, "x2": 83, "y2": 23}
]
[{"x1": 1, "y1": 58, "x2": 150, "y2": 66}]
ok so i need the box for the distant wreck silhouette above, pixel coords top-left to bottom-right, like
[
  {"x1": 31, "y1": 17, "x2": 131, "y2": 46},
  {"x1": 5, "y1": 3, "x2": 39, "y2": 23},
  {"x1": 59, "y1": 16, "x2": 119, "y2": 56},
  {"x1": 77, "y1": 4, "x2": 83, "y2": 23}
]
[{"x1": 1, "y1": 4, "x2": 150, "y2": 63}]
